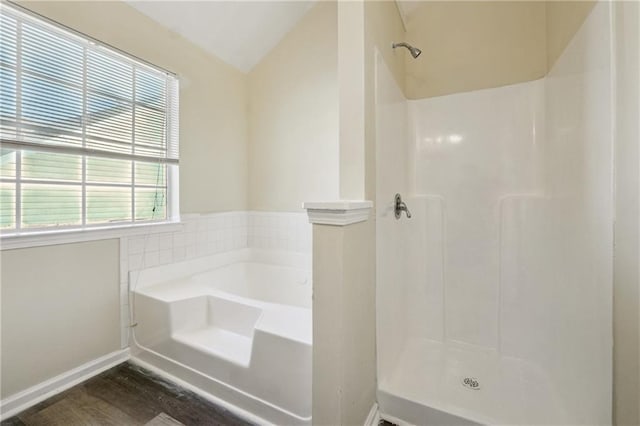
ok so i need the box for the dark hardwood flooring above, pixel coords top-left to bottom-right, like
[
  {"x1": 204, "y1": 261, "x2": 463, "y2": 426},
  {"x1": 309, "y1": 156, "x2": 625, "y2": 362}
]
[{"x1": 1, "y1": 362, "x2": 254, "y2": 426}]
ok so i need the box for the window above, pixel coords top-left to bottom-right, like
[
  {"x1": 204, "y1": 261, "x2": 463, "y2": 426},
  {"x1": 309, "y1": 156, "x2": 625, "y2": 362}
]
[{"x1": 0, "y1": 4, "x2": 179, "y2": 236}]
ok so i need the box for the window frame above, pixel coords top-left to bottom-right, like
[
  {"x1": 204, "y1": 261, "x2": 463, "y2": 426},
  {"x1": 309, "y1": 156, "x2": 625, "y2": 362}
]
[{"x1": 0, "y1": 2, "x2": 181, "y2": 248}]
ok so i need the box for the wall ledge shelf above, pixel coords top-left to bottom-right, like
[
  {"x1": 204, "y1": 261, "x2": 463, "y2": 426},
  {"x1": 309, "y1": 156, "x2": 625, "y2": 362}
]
[{"x1": 303, "y1": 200, "x2": 373, "y2": 226}]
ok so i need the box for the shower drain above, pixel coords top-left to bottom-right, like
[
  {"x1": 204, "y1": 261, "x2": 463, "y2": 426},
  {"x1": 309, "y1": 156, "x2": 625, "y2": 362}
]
[{"x1": 461, "y1": 377, "x2": 481, "y2": 390}]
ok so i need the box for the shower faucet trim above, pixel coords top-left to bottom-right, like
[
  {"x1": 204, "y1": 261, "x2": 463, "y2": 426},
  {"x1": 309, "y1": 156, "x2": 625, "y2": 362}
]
[{"x1": 394, "y1": 193, "x2": 412, "y2": 219}]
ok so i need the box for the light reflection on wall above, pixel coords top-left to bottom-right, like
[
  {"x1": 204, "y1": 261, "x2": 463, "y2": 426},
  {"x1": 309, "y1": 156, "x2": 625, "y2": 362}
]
[{"x1": 417, "y1": 134, "x2": 464, "y2": 151}]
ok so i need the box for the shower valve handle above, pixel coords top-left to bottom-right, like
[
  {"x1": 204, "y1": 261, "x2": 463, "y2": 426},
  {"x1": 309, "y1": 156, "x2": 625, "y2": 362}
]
[{"x1": 394, "y1": 193, "x2": 412, "y2": 219}]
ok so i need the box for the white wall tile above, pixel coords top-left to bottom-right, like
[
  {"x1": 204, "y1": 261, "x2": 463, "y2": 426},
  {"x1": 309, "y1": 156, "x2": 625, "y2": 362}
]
[
  {"x1": 128, "y1": 236, "x2": 145, "y2": 255},
  {"x1": 144, "y1": 250, "x2": 159, "y2": 268},
  {"x1": 145, "y1": 234, "x2": 159, "y2": 252},
  {"x1": 185, "y1": 245, "x2": 197, "y2": 259},
  {"x1": 159, "y1": 249, "x2": 173, "y2": 265},
  {"x1": 185, "y1": 220, "x2": 197, "y2": 233},
  {"x1": 172, "y1": 232, "x2": 186, "y2": 247},
  {"x1": 129, "y1": 253, "x2": 144, "y2": 271},
  {"x1": 172, "y1": 246, "x2": 186, "y2": 262},
  {"x1": 158, "y1": 233, "x2": 173, "y2": 251}
]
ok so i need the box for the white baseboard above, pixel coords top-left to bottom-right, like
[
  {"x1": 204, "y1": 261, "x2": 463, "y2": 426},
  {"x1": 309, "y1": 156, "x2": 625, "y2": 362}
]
[
  {"x1": 365, "y1": 402, "x2": 380, "y2": 426},
  {"x1": 0, "y1": 348, "x2": 130, "y2": 420}
]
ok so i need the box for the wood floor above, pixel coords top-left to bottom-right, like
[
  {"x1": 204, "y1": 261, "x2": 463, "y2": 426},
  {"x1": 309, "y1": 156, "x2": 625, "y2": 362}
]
[{"x1": 1, "y1": 362, "x2": 254, "y2": 426}]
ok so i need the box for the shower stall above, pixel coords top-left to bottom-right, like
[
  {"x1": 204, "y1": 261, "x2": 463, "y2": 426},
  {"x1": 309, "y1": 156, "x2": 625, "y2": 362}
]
[{"x1": 375, "y1": 2, "x2": 614, "y2": 424}]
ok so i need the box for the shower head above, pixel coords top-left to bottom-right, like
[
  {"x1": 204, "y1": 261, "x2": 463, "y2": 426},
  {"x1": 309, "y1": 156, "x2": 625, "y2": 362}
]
[{"x1": 392, "y1": 42, "x2": 422, "y2": 58}]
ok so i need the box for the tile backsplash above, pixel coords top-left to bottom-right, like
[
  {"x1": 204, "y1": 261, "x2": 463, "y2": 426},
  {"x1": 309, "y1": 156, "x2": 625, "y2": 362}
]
[
  {"x1": 247, "y1": 211, "x2": 312, "y2": 253},
  {"x1": 119, "y1": 211, "x2": 311, "y2": 347}
]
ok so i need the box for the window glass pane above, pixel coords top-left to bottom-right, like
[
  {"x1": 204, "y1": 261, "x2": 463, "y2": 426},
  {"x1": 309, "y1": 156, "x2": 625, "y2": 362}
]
[
  {"x1": 135, "y1": 161, "x2": 165, "y2": 186},
  {"x1": 135, "y1": 105, "x2": 166, "y2": 154},
  {"x1": 0, "y1": 182, "x2": 15, "y2": 229},
  {"x1": 135, "y1": 68, "x2": 166, "y2": 109},
  {"x1": 21, "y1": 74, "x2": 83, "y2": 146},
  {"x1": 22, "y1": 151, "x2": 81, "y2": 182},
  {"x1": 22, "y1": 22, "x2": 83, "y2": 84},
  {"x1": 21, "y1": 183, "x2": 81, "y2": 228},
  {"x1": 0, "y1": 65, "x2": 17, "y2": 138},
  {"x1": 0, "y1": 149, "x2": 16, "y2": 178},
  {"x1": 86, "y1": 157, "x2": 131, "y2": 184},
  {"x1": 87, "y1": 93, "x2": 133, "y2": 153},
  {"x1": 0, "y1": 13, "x2": 17, "y2": 66},
  {"x1": 86, "y1": 186, "x2": 131, "y2": 224},
  {"x1": 135, "y1": 187, "x2": 166, "y2": 221},
  {"x1": 87, "y1": 49, "x2": 132, "y2": 100}
]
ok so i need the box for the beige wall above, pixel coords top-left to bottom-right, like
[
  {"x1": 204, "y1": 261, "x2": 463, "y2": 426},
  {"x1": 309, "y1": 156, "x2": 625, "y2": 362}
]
[
  {"x1": 365, "y1": 1, "x2": 406, "y2": 99},
  {"x1": 1, "y1": 240, "x2": 120, "y2": 398},
  {"x1": 405, "y1": 1, "x2": 546, "y2": 99},
  {"x1": 19, "y1": 0, "x2": 249, "y2": 214},
  {"x1": 339, "y1": 220, "x2": 376, "y2": 425},
  {"x1": 364, "y1": 0, "x2": 406, "y2": 201},
  {"x1": 312, "y1": 224, "x2": 344, "y2": 425},
  {"x1": 248, "y1": 2, "x2": 338, "y2": 211},
  {"x1": 613, "y1": 2, "x2": 640, "y2": 424},
  {"x1": 312, "y1": 220, "x2": 376, "y2": 425},
  {"x1": 338, "y1": 0, "x2": 366, "y2": 200},
  {"x1": 404, "y1": 1, "x2": 596, "y2": 100},
  {"x1": 546, "y1": 1, "x2": 597, "y2": 70}
]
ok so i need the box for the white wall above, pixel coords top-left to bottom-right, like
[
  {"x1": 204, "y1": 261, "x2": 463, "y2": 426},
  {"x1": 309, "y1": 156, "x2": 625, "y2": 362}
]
[
  {"x1": 375, "y1": 51, "x2": 409, "y2": 381},
  {"x1": 539, "y1": 5, "x2": 612, "y2": 420},
  {"x1": 248, "y1": 2, "x2": 338, "y2": 212},
  {"x1": 366, "y1": 0, "x2": 408, "y2": 391},
  {"x1": 409, "y1": 80, "x2": 545, "y2": 349}
]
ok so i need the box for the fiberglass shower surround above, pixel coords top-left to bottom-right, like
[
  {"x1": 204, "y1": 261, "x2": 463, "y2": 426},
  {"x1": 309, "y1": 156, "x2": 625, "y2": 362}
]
[{"x1": 375, "y1": 2, "x2": 613, "y2": 424}]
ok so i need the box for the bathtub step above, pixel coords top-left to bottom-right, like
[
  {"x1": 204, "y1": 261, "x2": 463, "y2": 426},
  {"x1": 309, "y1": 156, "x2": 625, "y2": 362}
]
[{"x1": 172, "y1": 327, "x2": 253, "y2": 366}]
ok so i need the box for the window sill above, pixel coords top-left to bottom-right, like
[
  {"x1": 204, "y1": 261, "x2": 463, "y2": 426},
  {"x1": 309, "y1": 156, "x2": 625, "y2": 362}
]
[{"x1": 0, "y1": 221, "x2": 184, "y2": 250}]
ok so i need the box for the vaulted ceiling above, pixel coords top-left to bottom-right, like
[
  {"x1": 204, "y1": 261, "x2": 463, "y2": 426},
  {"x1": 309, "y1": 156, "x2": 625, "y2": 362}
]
[{"x1": 127, "y1": 1, "x2": 316, "y2": 73}]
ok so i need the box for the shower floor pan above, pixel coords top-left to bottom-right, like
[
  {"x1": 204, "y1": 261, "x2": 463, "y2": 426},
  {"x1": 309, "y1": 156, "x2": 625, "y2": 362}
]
[{"x1": 378, "y1": 339, "x2": 571, "y2": 425}]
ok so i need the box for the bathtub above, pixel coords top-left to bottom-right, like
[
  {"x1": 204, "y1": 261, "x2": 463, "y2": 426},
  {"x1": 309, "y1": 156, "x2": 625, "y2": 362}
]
[{"x1": 129, "y1": 248, "x2": 312, "y2": 425}]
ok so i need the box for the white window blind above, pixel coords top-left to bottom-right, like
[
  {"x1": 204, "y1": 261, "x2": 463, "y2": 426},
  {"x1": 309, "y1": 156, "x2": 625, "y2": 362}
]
[{"x1": 0, "y1": 3, "x2": 179, "y2": 234}]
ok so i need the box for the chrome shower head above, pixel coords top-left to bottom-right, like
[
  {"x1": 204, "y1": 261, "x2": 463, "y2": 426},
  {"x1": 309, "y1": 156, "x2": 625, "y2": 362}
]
[{"x1": 392, "y1": 42, "x2": 422, "y2": 59}]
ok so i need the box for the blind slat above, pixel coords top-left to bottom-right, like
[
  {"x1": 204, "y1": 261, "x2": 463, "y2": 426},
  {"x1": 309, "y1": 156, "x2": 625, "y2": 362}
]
[{"x1": 1, "y1": 140, "x2": 178, "y2": 165}]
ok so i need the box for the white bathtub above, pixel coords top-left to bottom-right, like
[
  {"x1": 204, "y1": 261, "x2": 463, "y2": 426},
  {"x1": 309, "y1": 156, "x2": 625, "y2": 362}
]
[{"x1": 129, "y1": 248, "x2": 312, "y2": 425}]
